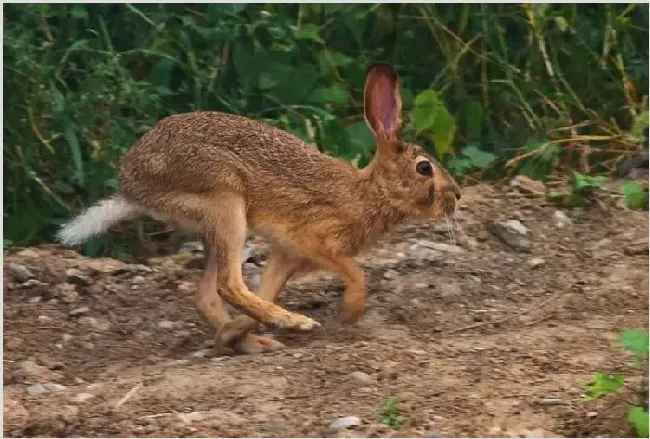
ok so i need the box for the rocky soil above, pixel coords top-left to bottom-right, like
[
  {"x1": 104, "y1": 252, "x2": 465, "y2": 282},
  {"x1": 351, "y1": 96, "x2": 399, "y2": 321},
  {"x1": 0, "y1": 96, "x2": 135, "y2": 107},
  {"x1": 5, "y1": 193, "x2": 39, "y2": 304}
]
[{"x1": 3, "y1": 183, "x2": 648, "y2": 438}]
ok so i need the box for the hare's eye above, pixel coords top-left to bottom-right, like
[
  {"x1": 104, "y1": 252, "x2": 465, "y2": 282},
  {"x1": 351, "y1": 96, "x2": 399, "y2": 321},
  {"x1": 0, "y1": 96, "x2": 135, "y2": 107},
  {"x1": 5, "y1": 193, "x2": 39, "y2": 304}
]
[{"x1": 416, "y1": 161, "x2": 433, "y2": 177}]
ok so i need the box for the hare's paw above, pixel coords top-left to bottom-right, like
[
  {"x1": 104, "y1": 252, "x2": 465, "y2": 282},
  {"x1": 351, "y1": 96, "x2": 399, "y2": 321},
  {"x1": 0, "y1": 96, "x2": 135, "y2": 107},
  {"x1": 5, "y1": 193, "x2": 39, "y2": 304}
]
[
  {"x1": 273, "y1": 310, "x2": 320, "y2": 331},
  {"x1": 233, "y1": 334, "x2": 286, "y2": 355}
]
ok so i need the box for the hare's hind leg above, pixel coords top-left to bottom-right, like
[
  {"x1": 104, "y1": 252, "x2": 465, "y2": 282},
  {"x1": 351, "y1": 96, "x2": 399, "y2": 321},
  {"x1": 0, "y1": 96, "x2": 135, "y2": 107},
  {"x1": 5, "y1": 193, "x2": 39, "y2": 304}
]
[
  {"x1": 217, "y1": 247, "x2": 313, "y2": 352},
  {"x1": 198, "y1": 237, "x2": 285, "y2": 355},
  {"x1": 208, "y1": 193, "x2": 320, "y2": 332}
]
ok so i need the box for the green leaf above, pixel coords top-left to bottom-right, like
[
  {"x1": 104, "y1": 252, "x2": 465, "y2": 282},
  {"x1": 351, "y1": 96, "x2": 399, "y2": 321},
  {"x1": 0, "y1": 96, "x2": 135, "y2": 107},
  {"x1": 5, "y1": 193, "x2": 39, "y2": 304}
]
[
  {"x1": 570, "y1": 172, "x2": 605, "y2": 195},
  {"x1": 448, "y1": 157, "x2": 472, "y2": 178},
  {"x1": 619, "y1": 329, "x2": 649, "y2": 358},
  {"x1": 627, "y1": 406, "x2": 649, "y2": 438},
  {"x1": 631, "y1": 110, "x2": 649, "y2": 138},
  {"x1": 412, "y1": 90, "x2": 456, "y2": 158},
  {"x1": 293, "y1": 24, "x2": 324, "y2": 43},
  {"x1": 63, "y1": 119, "x2": 84, "y2": 185},
  {"x1": 346, "y1": 121, "x2": 375, "y2": 159},
  {"x1": 316, "y1": 50, "x2": 353, "y2": 75},
  {"x1": 621, "y1": 181, "x2": 649, "y2": 210},
  {"x1": 583, "y1": 373, "x2": 625, "y2": 401},
  {"x1": 306, "y1": 85, "x2": 349, "y2": 106},
  {"x1": 462, "y1": 144, "x2": 496, "y2": 169},
  {"x1": 461, "y1": 100, "x2": 483, "y2": 141}
]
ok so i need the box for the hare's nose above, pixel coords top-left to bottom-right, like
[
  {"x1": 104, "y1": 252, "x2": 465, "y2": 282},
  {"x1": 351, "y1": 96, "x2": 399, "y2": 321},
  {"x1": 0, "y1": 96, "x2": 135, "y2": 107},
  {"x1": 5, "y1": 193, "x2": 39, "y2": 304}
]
[{"x1": 454, "y1": 187, "x2": 461, "y2": 200}]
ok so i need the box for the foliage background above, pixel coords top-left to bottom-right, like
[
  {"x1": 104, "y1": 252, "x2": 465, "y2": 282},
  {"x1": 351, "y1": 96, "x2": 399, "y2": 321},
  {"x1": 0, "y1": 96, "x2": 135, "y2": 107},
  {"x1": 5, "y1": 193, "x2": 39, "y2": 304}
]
[{"x1": 3, "y1": 4, "x2": 648, "y2": 255}]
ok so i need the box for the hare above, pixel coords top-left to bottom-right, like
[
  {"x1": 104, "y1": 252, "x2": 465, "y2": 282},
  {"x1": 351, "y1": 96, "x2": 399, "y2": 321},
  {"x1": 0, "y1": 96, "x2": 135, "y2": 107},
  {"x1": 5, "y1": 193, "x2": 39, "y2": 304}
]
[{"x1": 57, "y1": 63, "x2": 461, "y2": 355}]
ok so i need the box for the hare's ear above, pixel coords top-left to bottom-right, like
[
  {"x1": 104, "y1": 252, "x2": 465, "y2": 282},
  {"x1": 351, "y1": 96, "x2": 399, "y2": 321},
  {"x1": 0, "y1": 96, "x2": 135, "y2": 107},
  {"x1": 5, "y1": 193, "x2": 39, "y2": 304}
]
[{"x1": 364, "y1": 63, "x2": 403, "y2": 149}]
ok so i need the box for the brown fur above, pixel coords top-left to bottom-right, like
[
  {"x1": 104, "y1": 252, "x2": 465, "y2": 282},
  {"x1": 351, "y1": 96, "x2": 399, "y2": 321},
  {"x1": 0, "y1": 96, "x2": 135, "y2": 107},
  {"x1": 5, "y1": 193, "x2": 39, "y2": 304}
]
[{"x1": 114, "y1": 63, "x2": 461, "y2": 354}]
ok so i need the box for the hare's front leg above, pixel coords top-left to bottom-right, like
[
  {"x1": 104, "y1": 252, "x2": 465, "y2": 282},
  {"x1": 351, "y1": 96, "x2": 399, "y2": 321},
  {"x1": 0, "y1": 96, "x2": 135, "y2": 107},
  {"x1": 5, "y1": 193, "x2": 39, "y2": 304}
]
[
  {"x1": 209, "y1": 193, "x2": 320, "y2": 332},
  {"x1": 217, "y1": 247, "x2": 313, "y2": 352},
  {"x1": 300, "y1": 249, "x2": 366, "y2": 324}
]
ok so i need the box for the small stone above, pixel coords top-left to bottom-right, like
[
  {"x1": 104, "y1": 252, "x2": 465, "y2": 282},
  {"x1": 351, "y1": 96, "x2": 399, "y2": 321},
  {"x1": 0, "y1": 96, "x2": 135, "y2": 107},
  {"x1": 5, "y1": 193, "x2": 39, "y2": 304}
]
[
  {"x1": 178, "y1": 241, "x2": 204, "y2": 254},
  {"x1": 383, "y1": 269, "x2": 399, "y2": 280},
  {"x1": 624, "y1": 238, "x2": 649, "y2": 256},
  {"x1": 541, "y1": 398, "x2": 564, "y2": 405},
  {"x1": 69, "y1": 306, "x2": 90, "y2": 317},
  {"x1": 21, "y1": 279, "x2": 41, "y2": 288},
  {"x1": 158, "y1": 320, "x2": 175, "y2": 329},
  {"x1": 523, "y1": 428, "x2": 565, "y2": 438},
  {"x1": 44, "y1": 383, "x2": 67, "y2": 393},
  {"x1": 488, "y1": 426, "x2": 502, "y2": 435},
  {"x1": 73, "y1": 392, "x2": 95, "y2": 403},
  {"x1": 84, "y1": 258, "x2": 126, "y2": 274},
  {"x1": 505, "y1": 219, "x2": 528, "y2": 235},
  {"x1": 487, "y1": 221, "x2": 531, "y2": 252},
  {"x1": 349, "y1": 371, "x2": 375, "y2": 386},
  {"x1": 78, "y1": 316, "x2": 111, "y2": 331},
  {"x1": 418, "y1": 241, "x2": 466, "y2": 254},
  {"x1": 129, "y1": 264, "x2": 153, "y2": 273},
  {"x1": 66, "y1": 268, "x2": 90, "y2": 286},
  {"x1": 587, "y1": 411, "x2": 598, "y2": 418},
  {"x1": 191, "y1": 349, "x2": 209, "y2": 359},
  {"x1": 131, "y1": 276, "x2": 146, "y2": 285},
  {"x1": 26, "y1": 383, "x2": 48, "y2": 396},
  {"x1": 528, "y1": 258, "x2": 546, "y2": 269},
  {"x1": 7, "y1": 263, "x2": 34, "y2": 282},
  {"x1": 510, "y1": 175, "x2": 545, "y2": 196},
  {"x1": 553, "y1": 210, "x2": 572, "y2": 228},
  {"x1": 16, "y1": 249, "x2": 40, "y2": 258},
  {"x1": 62, "y1": 334, "x2": 73, "y2": 343},
  {"x1": 327, "y1": 416, "x2": 361, "y2": 433},
  {"x1": 57, "y1": 283, "x2": 79, "y2": 303},
  {"x1": 414, "y1": 283, "x2": 429, "y2": 290},
  {"x1": 38, "y1": 315, "x2": 52, "y2": 322}
]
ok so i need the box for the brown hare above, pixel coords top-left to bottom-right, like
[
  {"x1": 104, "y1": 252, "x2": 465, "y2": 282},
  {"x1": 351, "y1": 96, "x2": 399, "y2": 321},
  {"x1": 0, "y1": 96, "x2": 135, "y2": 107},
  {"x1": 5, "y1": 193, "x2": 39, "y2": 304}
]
[{"x1": 58, "y1": 63, "x2": 461, "y2": 355}]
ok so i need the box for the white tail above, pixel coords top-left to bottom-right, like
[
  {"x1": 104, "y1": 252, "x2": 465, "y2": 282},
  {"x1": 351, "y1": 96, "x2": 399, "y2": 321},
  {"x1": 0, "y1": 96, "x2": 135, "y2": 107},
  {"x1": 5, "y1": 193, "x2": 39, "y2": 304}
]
[{"x1": 57, "y1": 196, "x2": 141, "y2": 245}]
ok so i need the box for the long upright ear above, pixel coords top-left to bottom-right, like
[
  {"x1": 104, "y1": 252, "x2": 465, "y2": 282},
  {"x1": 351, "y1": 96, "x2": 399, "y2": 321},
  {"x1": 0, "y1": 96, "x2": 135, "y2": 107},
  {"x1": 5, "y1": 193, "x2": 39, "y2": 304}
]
[{"x1": 363, "y1": 63, "x2": 403, "y2": 147}]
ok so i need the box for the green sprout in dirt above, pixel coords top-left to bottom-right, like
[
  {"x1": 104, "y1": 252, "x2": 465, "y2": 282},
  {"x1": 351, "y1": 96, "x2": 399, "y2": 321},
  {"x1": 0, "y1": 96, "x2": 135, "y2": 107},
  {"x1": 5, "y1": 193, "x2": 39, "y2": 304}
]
[
  {"x1": 547, "y1": 172, "x2": 607, "y2": 207},
  {"x1": 621, "y1": 181, "x2": 649, "y2": 211},
  {"x1": 377, "y1": 398, "x2": 407, "y2": 430},
  {"x1": 583, "y1": 329, "x2": 649, "y2": 438}
]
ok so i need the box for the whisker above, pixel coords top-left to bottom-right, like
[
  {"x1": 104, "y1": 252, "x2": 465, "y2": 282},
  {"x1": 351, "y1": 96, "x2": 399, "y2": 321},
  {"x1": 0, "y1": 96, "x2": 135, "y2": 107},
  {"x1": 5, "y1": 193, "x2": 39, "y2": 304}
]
[{"x1": 444, "y1": 215, "x2": 456, "y2": 246}]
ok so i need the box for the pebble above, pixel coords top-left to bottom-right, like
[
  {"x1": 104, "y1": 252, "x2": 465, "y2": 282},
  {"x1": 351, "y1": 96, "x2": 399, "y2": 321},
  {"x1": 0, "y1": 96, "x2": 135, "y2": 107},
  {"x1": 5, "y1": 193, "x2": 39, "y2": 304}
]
[
  {"x1": 21, "y1": 279, "x2": 41, "y2": 288},
  {"x1": 16, "y1": 248, "x2": 40, "y2": 258},
  {"x1": 383, "y1": 269, "x2": 399, "y2": 280},
  {"x1": 78, "y1": 316, "x2": 112, "y2": 331},
  {"x1": 62, "y1": 334, "x2": 73, "y2": 343},
  {"x1": 523, "y1": 428, "x2": 564, "y2": 438},
  {"x1": 587, "y1": 411, "x2": 598, "y2": 418},
  {"x1": 131, "y1": 276, "x2": 146, "y2": 285},
  {"x1": 417, "y1": 241, "x2": 465, "y2": 254},
  {"x1": 7, "y1": 263, "x2": 34, "y2": 282},
  {"x1": 349, "y1": 371, "x2": 375, "y2": 386},
  {"x1": 553, "y1": 210, "x2": 572, "y2": 228},
  {"x1": 57, "y1": 283, "x2": 79, "y2": 303},
  {"x1": 66, "y1": 268, "x2": 90, "y2": 286},
  {"x1": 69, "y1": 306, "x2": 90, "y2": 317},
  {"x1": 528, "y1": 258, "x2": 546, "y2": 269},
  {"x1": 26, "y1": 383, "x2": 48, "y2": 396},
  {"x1": 44, "y1": 383, "x2": 67, "y2": 393},
  {"x1": 540, "y1": 398, "x2": 564, "y2": 405},
  {"x1": 327, "y1": 416, "x2": 361, "y2": 433},
  {"x1": 158, "y1": 320, "x2": 175, "y2": 329},
  {"x1": 178, "y1": 241, "x2": 204, "y2": 254},
  {"x1": 73, "y1": 392, "x2": 95, "y2": 403},
  {"x1": 487, "y1": 220, "x2": 531, "y2": 252}
]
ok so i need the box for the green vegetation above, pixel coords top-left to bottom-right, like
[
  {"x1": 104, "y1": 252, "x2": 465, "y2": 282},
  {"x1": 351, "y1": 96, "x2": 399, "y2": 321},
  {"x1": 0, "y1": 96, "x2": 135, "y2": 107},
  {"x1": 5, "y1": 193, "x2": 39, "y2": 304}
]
[
  {"x1": 377, "y1": 398, "x2": 407, "y2": 430},
  {"x1": 583, "y1": 329, "x2": 649, "y2": 438},
  {"x1": 3, "y1": 4, "x2": 648, "y2": 253}
]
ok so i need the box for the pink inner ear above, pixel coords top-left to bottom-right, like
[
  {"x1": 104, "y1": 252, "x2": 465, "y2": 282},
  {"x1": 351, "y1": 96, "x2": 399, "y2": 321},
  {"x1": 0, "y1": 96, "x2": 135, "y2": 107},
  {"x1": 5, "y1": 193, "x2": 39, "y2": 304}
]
[
  {"x1": 373, "y1": 76, "x2": 396, "y2": 135},
  {"x1": 365, "y1": 65, "x2": 401, "y2": 141}
]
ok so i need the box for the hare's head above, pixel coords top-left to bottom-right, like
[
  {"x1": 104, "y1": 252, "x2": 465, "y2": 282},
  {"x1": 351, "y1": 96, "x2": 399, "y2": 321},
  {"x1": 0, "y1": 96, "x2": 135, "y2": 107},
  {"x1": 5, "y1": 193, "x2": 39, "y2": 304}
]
[{"x1": 359, "y1": 63, "x2": 461, "y2": 220}]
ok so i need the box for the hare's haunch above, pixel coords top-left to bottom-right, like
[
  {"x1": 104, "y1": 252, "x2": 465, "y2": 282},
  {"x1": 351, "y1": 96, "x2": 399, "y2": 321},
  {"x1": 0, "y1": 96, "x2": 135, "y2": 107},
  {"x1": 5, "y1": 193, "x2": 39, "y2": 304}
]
[{"x1": 58, "y1": 63, "x2": 461, "y2": 355}]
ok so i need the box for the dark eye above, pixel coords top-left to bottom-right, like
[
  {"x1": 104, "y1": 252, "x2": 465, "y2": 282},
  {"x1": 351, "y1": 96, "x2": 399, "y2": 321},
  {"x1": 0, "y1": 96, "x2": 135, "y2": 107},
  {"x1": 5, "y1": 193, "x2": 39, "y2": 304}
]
[{"x1": 416, "y1": 161, "x2": 433, "y2": 176}]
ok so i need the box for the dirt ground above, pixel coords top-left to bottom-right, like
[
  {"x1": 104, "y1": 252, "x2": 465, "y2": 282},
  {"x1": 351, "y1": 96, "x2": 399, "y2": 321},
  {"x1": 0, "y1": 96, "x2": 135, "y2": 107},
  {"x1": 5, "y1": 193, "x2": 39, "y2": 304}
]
[{"x1": 3, "y1": 183, "x2": 648, "y2": 438}]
